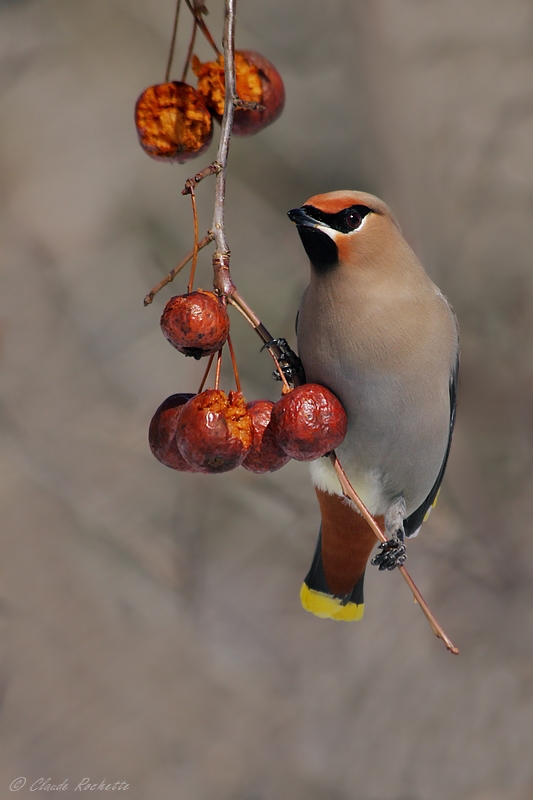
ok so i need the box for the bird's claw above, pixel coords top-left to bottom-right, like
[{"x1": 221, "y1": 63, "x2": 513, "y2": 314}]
[
  {"x1": 261, "y1": 338, "x2": 305, "y2": 385},
  {"x1": 371, "y1": 536, "x2": 407, "y2": 571}
]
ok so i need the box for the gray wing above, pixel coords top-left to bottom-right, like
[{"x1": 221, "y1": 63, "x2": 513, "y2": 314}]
[
  {"x1": 297, "y1": 299, "x2": 459, "y2": 539},
  {"x1": 404, "y1": 352, "x2": 459, "y2": 537}
]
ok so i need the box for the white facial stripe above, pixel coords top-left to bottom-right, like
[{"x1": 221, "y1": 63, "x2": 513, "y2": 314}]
[
  {"x1": 353, "y1": 211, "x2": 370, "y2": 231},
  {"x1": 315, "y1": 224, "x2": 338, "y2": 240}
]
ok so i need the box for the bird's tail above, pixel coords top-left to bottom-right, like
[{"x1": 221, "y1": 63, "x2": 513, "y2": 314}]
[
  {"x1": 300, "y1": 531, "x2": 366, "y2": 621},
  {"x1": 300, "y1": 488, "x2": 382, "y2": 621}
]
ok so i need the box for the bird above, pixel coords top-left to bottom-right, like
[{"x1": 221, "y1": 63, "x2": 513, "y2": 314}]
[{"x1": 287, "y1": 190, "x2": 459, "y2": 621}]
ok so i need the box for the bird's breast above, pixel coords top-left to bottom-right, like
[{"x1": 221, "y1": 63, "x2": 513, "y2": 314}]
[{"x1": 296, "y1": 278, "x2": 455, "y2": 516}]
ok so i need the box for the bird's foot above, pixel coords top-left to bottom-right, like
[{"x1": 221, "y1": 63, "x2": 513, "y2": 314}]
[
  {"x1": 261, "y1": 338, "x2": 305, "y2": 384},
  {"x1": 371, "y1": 535, "x2": 407, "y2": 571}
]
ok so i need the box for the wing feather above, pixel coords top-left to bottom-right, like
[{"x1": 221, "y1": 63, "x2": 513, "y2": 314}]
[{"x1": 404, "y1": 352, "x2": 459, "y2": 537}]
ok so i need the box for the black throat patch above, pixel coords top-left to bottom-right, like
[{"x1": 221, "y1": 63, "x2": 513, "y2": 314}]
[{"x1": 297, "y1": 226, "x2": 339, "y2": 272}]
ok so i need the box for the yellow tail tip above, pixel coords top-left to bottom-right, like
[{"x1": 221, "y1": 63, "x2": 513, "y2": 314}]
[{"x1": 300, "y1": 583, "x2": 365, "y2": 621}]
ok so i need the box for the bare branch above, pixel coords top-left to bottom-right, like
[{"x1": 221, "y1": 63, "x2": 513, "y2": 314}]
[
  {"x1": 211, "y1": 0, "x2": 236, "y2": 297},
  {"x1": 182, "y1": 161, "x2": 222, "y2": 195},
  {"x1": 143, "y1": 231, "x2": 214, "y2": 306}
]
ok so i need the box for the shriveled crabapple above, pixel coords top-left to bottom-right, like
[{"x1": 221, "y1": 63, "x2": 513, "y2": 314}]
[
  {"x1": 270, "y1": 384, "x2": 348, "y2": 461},
  {"x1": 192, "y1": 50, "x2": 285, "y2": 137},
  {"x1": 160, "y1": 290, "x2": 230, "y2": 359},
  {"x1": 176, "y1": 389, "x2": 253, "y2": 473},
  {"x1": 149, "y1": 393, "x2": 198, "y2": 471},
  {"x1": 242, "y1": 399, "x2": 291, "y2": 474},
  {"x1": 135, "y1": 82, "x2": 213, "y2": 162}
]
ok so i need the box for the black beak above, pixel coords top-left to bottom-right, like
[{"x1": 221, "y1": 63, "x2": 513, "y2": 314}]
[{"x1": 287, "y1": 207, "x2": 319, "y2": 228}]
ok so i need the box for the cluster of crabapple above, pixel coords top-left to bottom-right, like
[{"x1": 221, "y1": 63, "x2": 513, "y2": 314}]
[
  {"x1": 136, "y1": 29, "x2": 348, "y2": 475},
  {"x1": 135, "y1": 49, "x2": 285, "y2": 163},
  {"x1": 148, "y1": 291, "x2": 348, "y2": 474}
]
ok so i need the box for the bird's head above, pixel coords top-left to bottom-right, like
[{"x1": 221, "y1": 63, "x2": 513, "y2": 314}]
[{"x1": 288, "y1": 190, "x2": 402, "y2": 274}]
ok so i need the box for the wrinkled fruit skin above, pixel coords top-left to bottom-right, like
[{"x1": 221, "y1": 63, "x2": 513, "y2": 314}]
[
  {"x1": 270, "y1": 384, "x2": 348, "y2": 461},
  {"x1": 193, "y1": 50, "x2": 285, "y2": 137},
  {"x1": 176, "y1": 390, "x2": 252, "y2": 473},
  {"x1": 242, "y1": 400, "x2": 291, "y2": 474},
  {"x1": 135, "y1": 82, "x2": 213, "y2": 162},
  {"x1": 233, "y1": 50, "x2": 285, "y2": 137},
  {"x1": 149, "y1": 393, "x2": 198, "y2": 471},
  {"x1": 160, "y1": 290, "x2": 230, "y2": 359}
]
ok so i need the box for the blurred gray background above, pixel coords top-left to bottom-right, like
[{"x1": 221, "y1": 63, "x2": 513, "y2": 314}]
[{"x1": 1, "y1": 1, "x2": 533, "y2": 798}]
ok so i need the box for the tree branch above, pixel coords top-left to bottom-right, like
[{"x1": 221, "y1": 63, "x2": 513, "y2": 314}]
[
  {"x1": 212, "y1": 0, "x2": 236, "y2": 297},
  {"x1": 145, "y1": 0, "x2": 303, "y2": 386}
]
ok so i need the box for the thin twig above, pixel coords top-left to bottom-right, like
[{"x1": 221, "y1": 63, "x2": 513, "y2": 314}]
[
  {"x1": 329, "y1": 453, "x2": 460, "y2": 655},
  {"x1": 164, "y1": 0, "x2": 182, "y2": 83},
  {"x1": 227, "y1": 290, "x2": 296, "y2": 373},
  {"x1": 181, "y1": 4, "x2": 198, "y2": 82},
  {"x1": 226, "y1": 335, "x2": 241, "y2": 393},
  {"x1": 227, "y1": 290, "x2": 261, "y2": 326},
  {"x1": 234, "y1": 99, "x2": 265, "y2": 112},
  {"x1": 214, "y1": 347, "x2": 223, "y2": 390},
  {"x1": 143, "y1": 231, "x2": 214, "y2": 306},
  {"x1": 182, "y1": 162, "x2": 221, "y2": 195},
  {"x1": 184, "y1": 0, "x2": 221, "y2": 56},
  {"x1": 198, "y1": 352, "x2": 215, "y2": 393},
  {"x1": 187, "y1": 188, "x2": 200, "y2": 293}
]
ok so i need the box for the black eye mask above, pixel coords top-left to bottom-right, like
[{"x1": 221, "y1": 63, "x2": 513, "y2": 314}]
[{"x1": 301, "y1": 204, "x2": 372, "y2": 234}]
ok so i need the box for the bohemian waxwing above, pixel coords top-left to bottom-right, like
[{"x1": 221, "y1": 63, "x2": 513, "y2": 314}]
[{"x1": 288, "y1": 190, "x2": 459, "y2": 621}]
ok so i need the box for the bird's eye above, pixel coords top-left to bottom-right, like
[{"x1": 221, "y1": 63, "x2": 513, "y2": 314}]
[{"x1": 346, "y1": 210, "x2": 362, "y2": 230}]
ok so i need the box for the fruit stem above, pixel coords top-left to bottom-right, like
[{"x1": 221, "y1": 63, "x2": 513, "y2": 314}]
[
  {"x1": 198, "y1": 352, "x2": 215, "y2": 393},
  {"x1": 181, "y1": 5, "x2": 198, "y2": 82},
  {"x1": 329, "y1": 453, "x2": 460, "y2": 655},
  {"x1": 164, "y1": 0, "x2": 182, "y2": 83},
  {"x1": 187, "y1": 188, "x2": 200, "y2": 293},
  {"x1": 270, "y1": 352, "x2": 291, "y2": 393},
  {"x1": 227, "y1": 334, "x2": 241, "y2": 393},
  {"x1": 214, "y1": 347, "x2": 223, "y2": 390},
  {"x1": 143, "y1": 231, "x2": 214, "y2": 306},
  {"x1": 184, "y1": 0, "x2": 221, "y2": 57}
]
